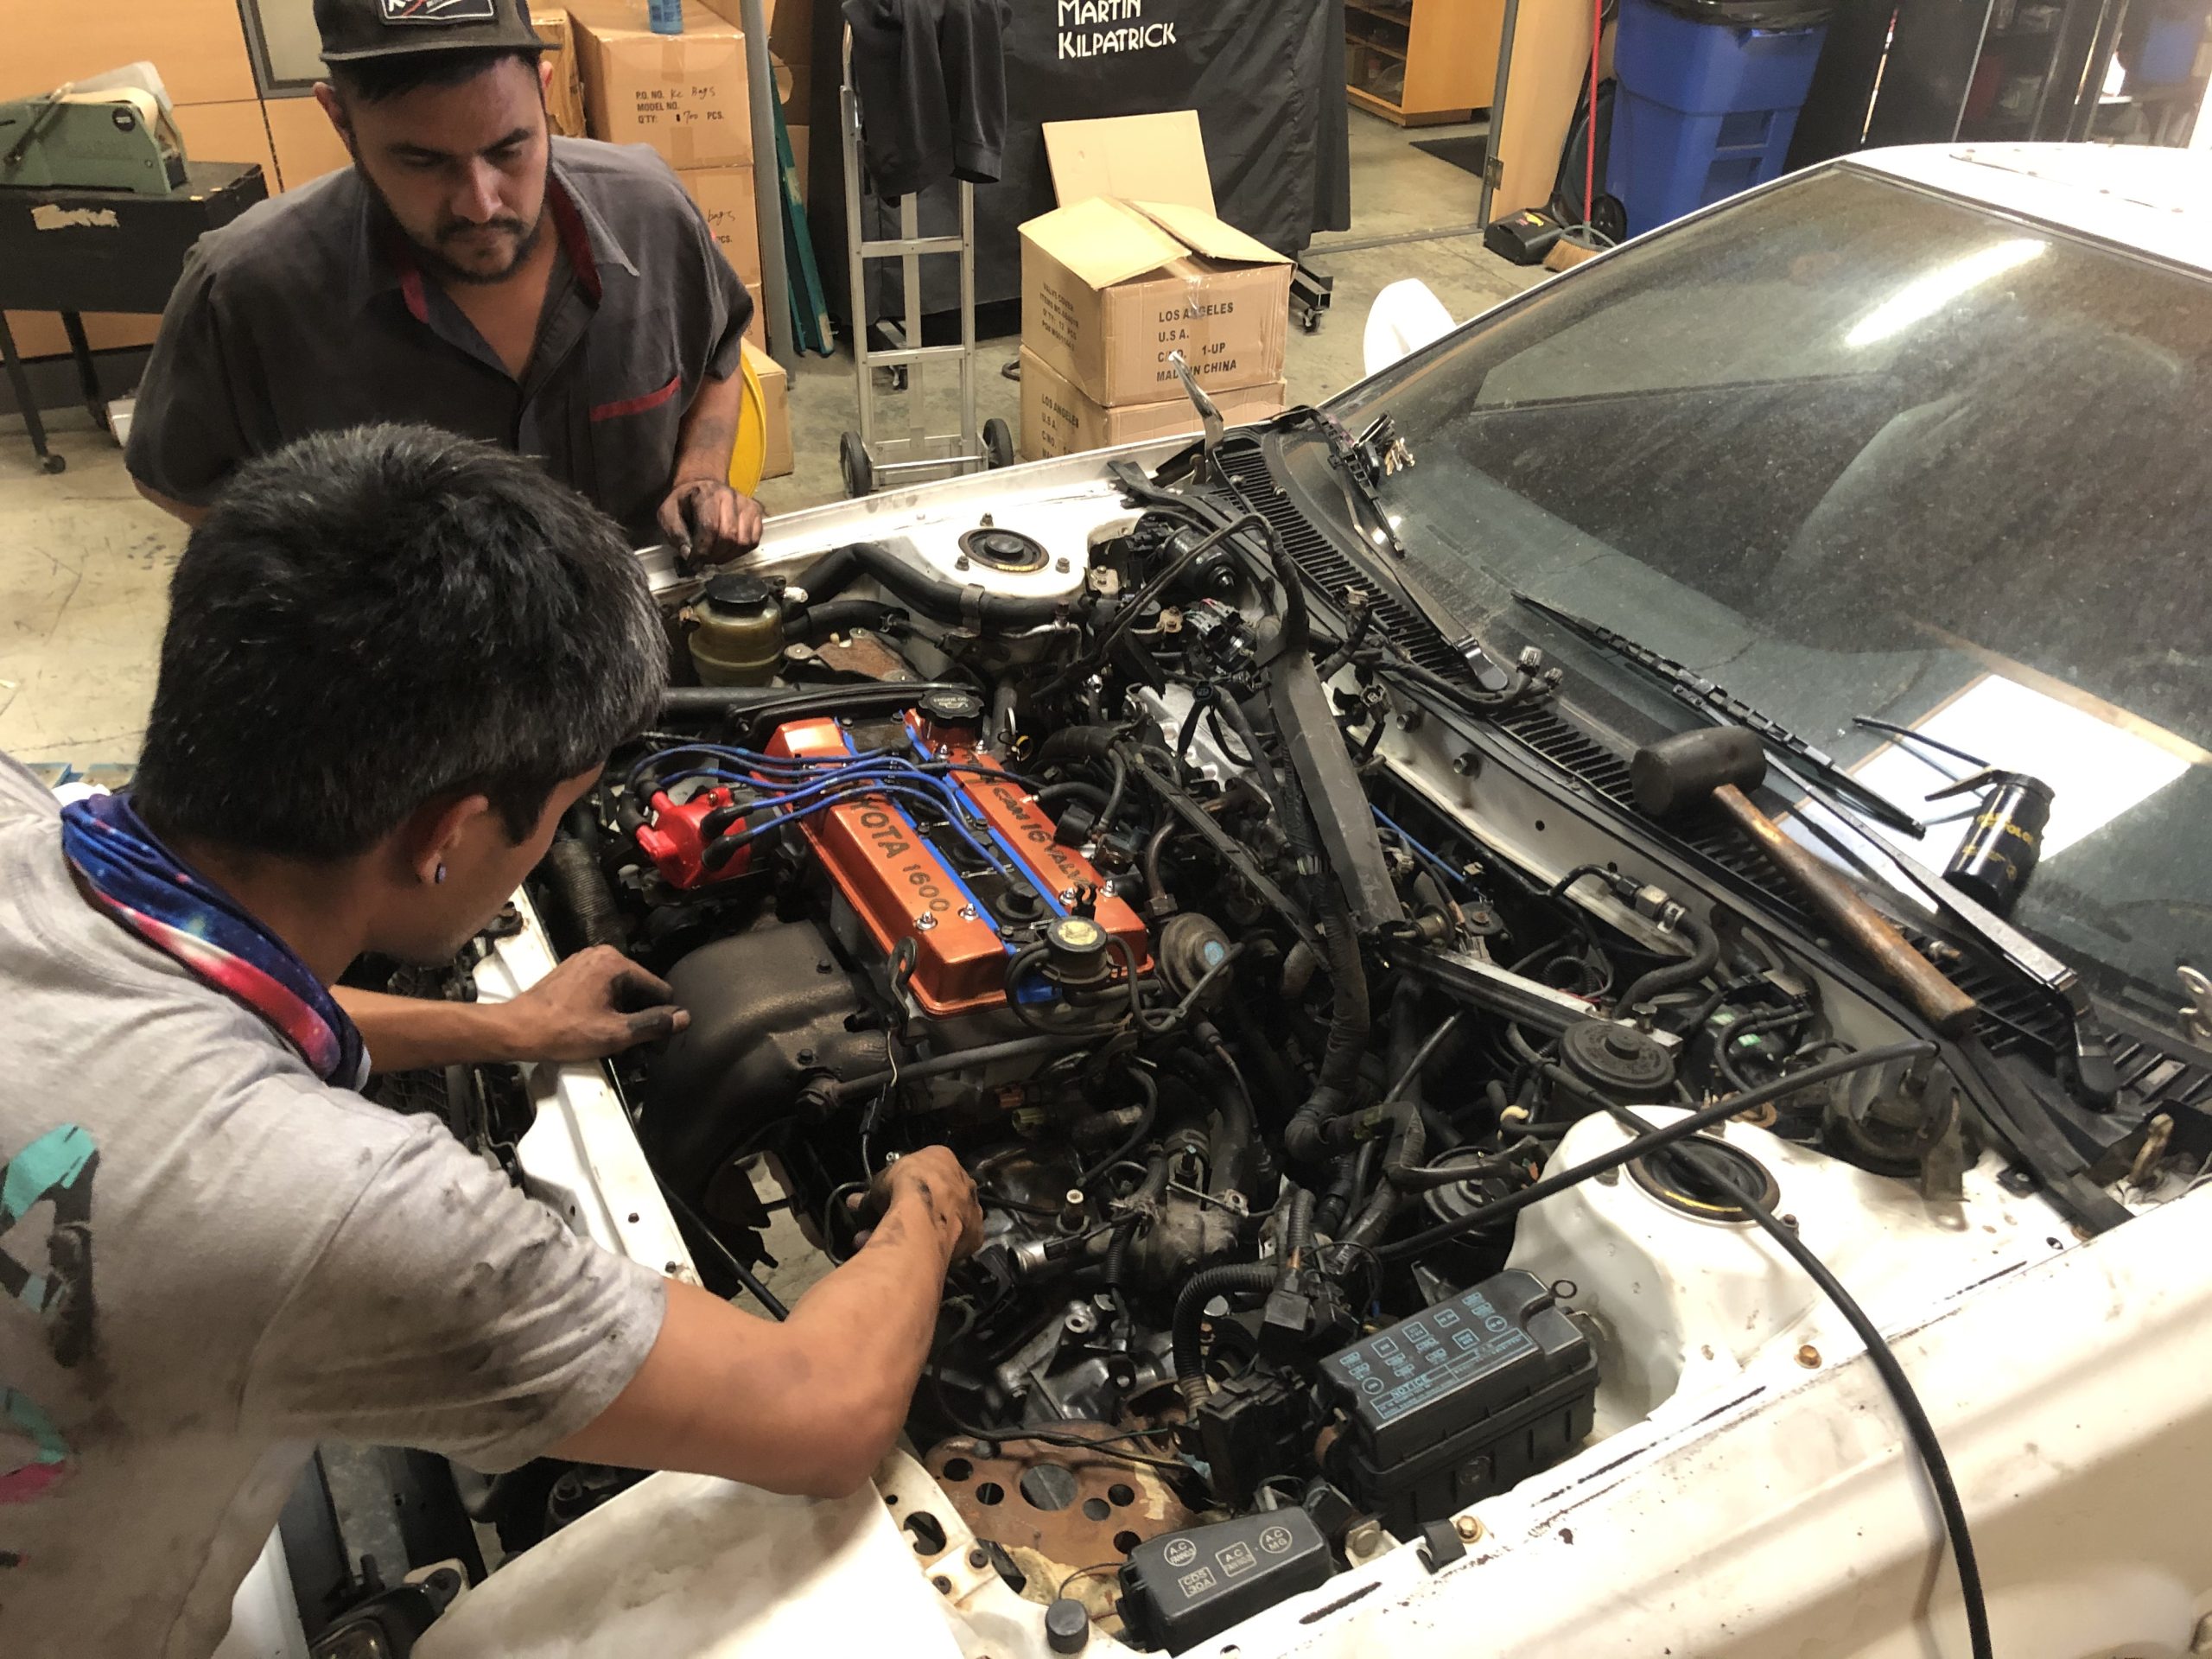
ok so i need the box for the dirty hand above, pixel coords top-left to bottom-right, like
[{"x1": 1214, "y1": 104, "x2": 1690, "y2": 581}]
[
  {"x1": 500, "y1": 944, "x2": 690, "y2": 1062},
  {"x1": 849, "y1": 1146, "x2": 984, "y2": 1266},
  {"x1": 658, "y1": 478, "x2": 765, "y2": 563}
]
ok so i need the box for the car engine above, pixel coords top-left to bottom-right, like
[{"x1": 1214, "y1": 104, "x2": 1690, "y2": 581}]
[{"x1": 480, "y1": 450, "x2": 2121, "y2": 1649}]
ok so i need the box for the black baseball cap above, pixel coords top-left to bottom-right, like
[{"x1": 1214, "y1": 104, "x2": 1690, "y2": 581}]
[{"x1": 315, "y1": 0, "x2": 548, "y2": 65}]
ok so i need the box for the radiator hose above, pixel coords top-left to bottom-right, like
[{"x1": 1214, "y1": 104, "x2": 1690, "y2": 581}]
[
  {"x1": 1616, "y1": 911, "x2": 1721, "y2": 1014},
  {"x1": 796, "y1": 541, "x2": 1069, "y2": 628}
]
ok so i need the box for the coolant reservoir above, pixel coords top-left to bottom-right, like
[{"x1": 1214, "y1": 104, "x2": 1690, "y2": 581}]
[
  {"x1": 689, "y1": 573, "x2": 785, "y2": 686},
  {"x1": 1504, "y1": 1110, "x2": 2052, "y2": 1440}
]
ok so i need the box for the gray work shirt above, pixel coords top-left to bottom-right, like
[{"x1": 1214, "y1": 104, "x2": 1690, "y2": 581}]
[
  {"x1": 0, "y1": 755, "x2": 666, "y2": 1658},
  {"x1": 124, "y1": 137, "x2": 753, "y2": 542}
]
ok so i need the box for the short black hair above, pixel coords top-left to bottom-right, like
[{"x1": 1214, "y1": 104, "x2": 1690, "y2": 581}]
[
  {"x1": 327, "y1": 46, "x2": 543, "y2": 105},
  {"x1": 136, "y1": 425, "x2": 666, "y2": 861}
]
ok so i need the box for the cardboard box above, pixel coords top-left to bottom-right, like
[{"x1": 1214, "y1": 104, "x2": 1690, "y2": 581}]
[
  {"x1": 1043, "y1": 111, "x2": 1214, "y2": 216},
  {"x1": 1019, "y1": 346, "x2": 1282, "y2": 461},
  {"x1": 743, "y1": 338, "x2": 791, "y2": 480},
  {"x1": 0, "y1": 0, "x2": 257, "y2": 105},
  {"x1": 568, "y1": 0, "x2": 752, "y2": 169},
  {"x1": 528, "y1": 5, "x2": 590, "y2": 138},
  {"x1": 1020, "y1": 196, "x2": 1289, "y2": 408},
  {"x1": 678, "y1": 166, "x2": 768, "y2": 348},
  {"x1": 264, "y1": 94, "x2": 355, "y2": 191}
]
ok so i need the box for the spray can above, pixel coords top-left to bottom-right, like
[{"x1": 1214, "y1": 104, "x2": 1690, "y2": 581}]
[{"x1": 648, "y1": 0, "x2": 683, "y2": 34}]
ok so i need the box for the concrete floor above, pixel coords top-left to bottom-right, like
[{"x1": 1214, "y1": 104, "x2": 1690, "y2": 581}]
[{"x1": 0, "y1": 111, "x2": 1540, "y2": 766}]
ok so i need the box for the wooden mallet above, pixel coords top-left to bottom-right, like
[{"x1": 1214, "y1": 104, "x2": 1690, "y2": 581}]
[{"x1": 1630, "y1": 727, "x2": 1979, "y2": 1035}]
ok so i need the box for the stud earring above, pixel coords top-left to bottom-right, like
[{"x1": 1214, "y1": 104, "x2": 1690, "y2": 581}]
[{"x1": 434, "y1": 864, "x2": 448, "y2": 886}]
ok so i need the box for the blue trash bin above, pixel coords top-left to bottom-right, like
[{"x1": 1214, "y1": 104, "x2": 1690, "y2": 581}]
[{"x1": 1605, "y1": 0, "x2": 1828, "y2": 237}]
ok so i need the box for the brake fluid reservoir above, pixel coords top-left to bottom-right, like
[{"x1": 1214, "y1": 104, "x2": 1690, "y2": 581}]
[{"x1": 689, "y1": 574, "x2": 785, "y2": 686}]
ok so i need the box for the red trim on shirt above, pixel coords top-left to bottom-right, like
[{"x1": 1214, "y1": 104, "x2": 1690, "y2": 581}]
[
  {"x1": 590, "y1": 373, "x2": 681, "y2": 423},
  {"x1": 548, "y1": 180, "x2": 602, "y2": 304},
  {"x1": 397, "y1": 266, "x2": 430, "y2": 325}
]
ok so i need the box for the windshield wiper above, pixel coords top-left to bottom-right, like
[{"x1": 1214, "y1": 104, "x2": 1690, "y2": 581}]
[{"x1": 1513, "y1": 594, "x2": 1929, "y2": 838}]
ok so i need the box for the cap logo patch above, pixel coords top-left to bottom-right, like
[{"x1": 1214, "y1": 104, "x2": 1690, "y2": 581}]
[{"x1": 379, "y1": 0, "x2": 498, "y2": 23}]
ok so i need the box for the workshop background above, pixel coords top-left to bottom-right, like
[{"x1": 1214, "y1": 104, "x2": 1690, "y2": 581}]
[{"x1": 3, "y1": 0, "x2": 2209, "y2": 767}]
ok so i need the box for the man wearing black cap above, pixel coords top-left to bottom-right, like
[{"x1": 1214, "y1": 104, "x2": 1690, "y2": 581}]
[{"x1": 124, "y1": 0, "x2": 765, "y2": 561}]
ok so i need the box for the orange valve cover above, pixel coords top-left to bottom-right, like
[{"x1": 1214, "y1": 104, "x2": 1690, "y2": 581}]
[{"x1": 766, "y1": 715, "x2": 1148, "y2": 1018}]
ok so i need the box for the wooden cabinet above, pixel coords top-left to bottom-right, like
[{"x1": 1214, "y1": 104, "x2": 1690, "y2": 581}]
[{"x1": 1346, "y1": 0, "x2": 1508, "y2": 125}]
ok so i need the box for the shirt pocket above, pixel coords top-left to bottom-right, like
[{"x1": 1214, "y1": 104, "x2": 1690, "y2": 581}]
[{"x1": 587, "y1": 365, "x2": 690, "y2": 539}]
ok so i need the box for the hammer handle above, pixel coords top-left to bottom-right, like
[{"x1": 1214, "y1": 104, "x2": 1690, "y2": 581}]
[{"x1": 1713, "y1": 784, "x2": 1980, "y2": 1036}]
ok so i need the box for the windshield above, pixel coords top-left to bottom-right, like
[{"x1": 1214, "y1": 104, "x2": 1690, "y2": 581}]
[{"x1": 1333, "y1": 164, "x2": 2211, "y2": 1027}]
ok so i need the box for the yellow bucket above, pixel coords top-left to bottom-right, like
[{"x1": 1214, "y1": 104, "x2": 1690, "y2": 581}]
[{"x1": 728, "y1": 348, "x2": 768, "y2": 494}]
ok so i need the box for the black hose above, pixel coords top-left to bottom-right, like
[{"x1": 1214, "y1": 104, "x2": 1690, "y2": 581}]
[
  {"x1": 1281, "y1": 894, "x2": 1373, "y2": 1165},
  {"x1": 826, "y1": 1034, "x2": 1090, "y2": 1101},
  {"x1": 1074, "y1": 1071, "x2": 1160, "y2": 1190},
  {"x1": 540, "y1": 836, "x2": 624, "y2": 950},
  {"x1": 1106, "y1": 1153, "x2": 1173, "y2": 1295},
  {"x1": 1617, "y1": 911, "x2": 1721, "y2": 1014},
  {"x1": 1172, "y1": 1263, "x2": 1280, "y2": 1408},
  {"x1": 785, "y1": 598, "x2": 906, "y2": 644},
  {"x1": 657, "y1": 678, "x2": 975, "y2": 743},
  {"x1": 1344, "y1": 1103, "x2": 1421, "y2": 1247},
  {"x1": 1738, "y1": 1196, "x2": 1993, "y2": 1659},
  {"x1": 1378, "y1": 1041, "x2": 1937, "y2": 1261},
  {"x1": 1033, "y1": 781, "x2": 1110, "y2": 815},
  {"x1": 1092, "y1": 753, "x2": 1131, "y2": 843},
  {"x1": 795, "y1": 540, "x2": 1069, "y2": 626},
  {"x1": 1203, "y1": 1046, "x2": 1257, "y2": 1201},
  {"x1": 1316, "y1": 1152, "x2": 1360, "y2": 1236}
]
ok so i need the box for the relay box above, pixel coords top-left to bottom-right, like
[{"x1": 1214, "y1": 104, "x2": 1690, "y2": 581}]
[{"x1": 1319, "y1": 1268, "x2": 1598, "y2": 1535}]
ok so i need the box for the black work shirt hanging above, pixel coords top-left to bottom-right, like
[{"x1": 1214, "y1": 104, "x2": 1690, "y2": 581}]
[{"x1": 843, "y1": 0, "x2": 1013, "y2": 196}]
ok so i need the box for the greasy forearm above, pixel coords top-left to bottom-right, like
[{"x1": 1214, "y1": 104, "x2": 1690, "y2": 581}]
[
  {"x1": 556, "y1": 1182, "x2": 960, "y2": 1495},
  {"x1": 334, "y1": 987, "x2": 529, "y2": 1071},
  {"x1": 671, "y1": 368, "x2": 743, "y2": 487}
]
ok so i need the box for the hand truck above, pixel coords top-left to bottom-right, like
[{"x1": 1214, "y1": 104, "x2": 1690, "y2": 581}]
[{"x1": 836, "y1": 27, "x2": 1014, "y2": 498}]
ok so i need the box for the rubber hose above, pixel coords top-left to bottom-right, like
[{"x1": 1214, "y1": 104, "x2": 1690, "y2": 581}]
[
  {"x1": 1205, "y1": 1051, "x2": 1257, "y2": 1201},
  {"x1": 1074, "y1": 1071, "x2": 1160, "y2": 1190},
  {"x1": 1035, "y1": 725, "x2": 1122, "y2": 764},
  {"x1": 1316, "y1": 1152, "x2": 1360, "y2": 1236},
  {"x1": 540, "y1": 836, "x2": 624, "y2": 950},
  {"x1": 1345, "y1": 1103, "x2": 1427, "y2": 1247},
  {"x1": 657, "y1": 679, "x2": 974, "y2": 741},
  {"x1": 827, "y1": 1034, "x2": 1085, "y2": 1100},
  {"x1": 1281, "y1": 894, "x2": 1372, "y2": 1164},
  {"x1": 785, "y1": 598, "x2": 906, "y2": 644},
  {"x1": 1617, "y1": 911, "x2": 1722, "y2": 1014},
  {"x1": 794, "y1": 541, "x2": 1069, "y2": 626},
  {"x1": 1107, "y1": 1154, "x2": 1173, "y2": 1295},
  {"x1": 1033, "y1": 781, "x2": 1111, "y2": 814},
  {"x1": 1172, "y1": 1263, "x2": 1280, "y2": 1408}
]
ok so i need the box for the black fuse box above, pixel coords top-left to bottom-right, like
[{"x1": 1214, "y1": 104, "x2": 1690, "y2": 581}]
[
  {"x1": 1319, "y1": 1268, "x2": 1597, "y2": 1537},
  {"x1": 1117, "y1": 1510, "x2": 1334, "y2": 1653}
]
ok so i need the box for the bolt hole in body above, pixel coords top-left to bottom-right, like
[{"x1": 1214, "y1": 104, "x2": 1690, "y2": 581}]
[
  {"x1": 1107, "y1": 1482, "x2": 1136, "y2": 1506},
  {"x1": 942, "y1": 1457, "x2": 973, "y2": 1482},
  {"x1": 906, "y1": 1512, "x2": 948, "y2": 1554},
  {"x1": 1082, "y1": 1497, "x2": 1112, "y2": 1522},
  {"x1": 975, "y1": 1481, "x2": 1006, "y2": 1505},
  {"x1": 1114, "y1": 1530, "x2": 1142, "y2": 1553},
  {"x1": 1020, "y1": 1465, "x2": 1081, "y2": 1511}
]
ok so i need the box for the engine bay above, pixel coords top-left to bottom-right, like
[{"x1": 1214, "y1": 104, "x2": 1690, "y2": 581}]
[{"x1": 477, "y1": 445, "x2": 2164, "y2": 1652}]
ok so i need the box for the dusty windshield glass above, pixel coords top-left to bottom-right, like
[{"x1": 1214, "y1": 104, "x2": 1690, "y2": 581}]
[{"x1": 1335, "y1": 166, "x2": 2211, "y2": 1025}]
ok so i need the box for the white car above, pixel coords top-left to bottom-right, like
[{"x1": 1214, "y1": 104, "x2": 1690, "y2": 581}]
[{"x1": 266, "y1": 143, "x2": 2212, "y2": 1659}]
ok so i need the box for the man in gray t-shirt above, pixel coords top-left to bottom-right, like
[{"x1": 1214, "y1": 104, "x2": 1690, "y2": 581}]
[{"x1": 0, "y1": 426, "x2": 979, "y2": 1659}]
